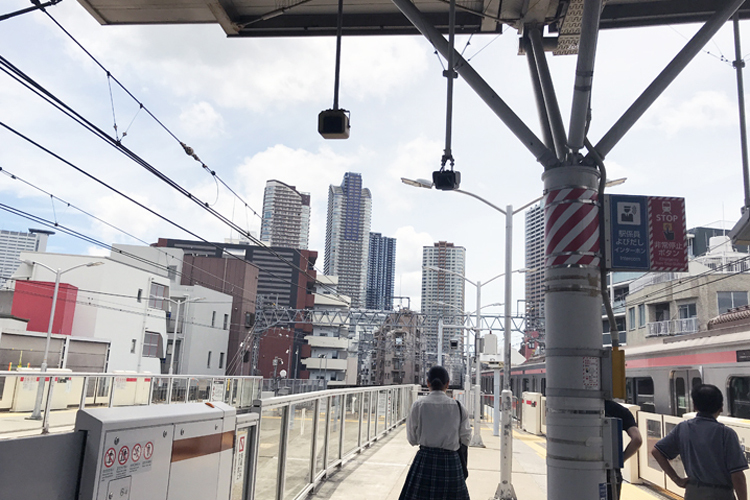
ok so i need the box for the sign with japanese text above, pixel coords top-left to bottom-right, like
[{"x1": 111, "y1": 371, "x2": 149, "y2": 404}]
[
  {"x1": 606, "y1": 195, "x2": 649, "y2": 270},
  {"x1": 648, "y1": 197, "x2": 688, "y2": 271},
  {"x1": 604, "y1": 194, "x2": 687, "y2": 272}
]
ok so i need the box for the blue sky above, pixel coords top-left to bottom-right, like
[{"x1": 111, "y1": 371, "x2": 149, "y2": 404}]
[{"x1": 0, "y1": 0, "x2": 747, "y2": 317}]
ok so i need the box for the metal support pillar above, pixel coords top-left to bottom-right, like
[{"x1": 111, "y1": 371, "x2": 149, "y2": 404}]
[
  {"x1": 568, "y1": 0, "x2": 604, "y2": 151},
  {"x1": 389, "y1": 0, "x2": 558, "y2": 169},
  {"x1": 593, "y1": 0, "x2": 746, "y2": 160},
  {"x1": 492, "y1": 367, "x2": 500, "y2": 436},
  {"x1": 437, "y1": 317, "x2": 443, "y2": 366},
  {"x1": 543, "y1": 165, "x2": 605, "y2": 500},
  {"x1": 470, "y1": 282, "x2": 484, "y2": 447},
  {"x1": 528, "y1": 28, "x2": 569, "y2": 161},
  {"x1": 733, "y1": 12, "x2": 750, "y2": 210}
]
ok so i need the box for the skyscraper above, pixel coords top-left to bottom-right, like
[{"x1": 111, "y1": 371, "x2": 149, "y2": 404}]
[
  {"x1": 420, "y1": 241, "x2": 465, "y2": 383},
  {"x1": 524, "y1": 203, "x2": 545, "y2": 334},
  {"x1": 366, "y1": 232, "x2": 396, "y2": 310},
  {"x1": 0, "y1": 229, "x2": 53, "y2": 288},
  {"x1": 324, "y1": 172, "x2": 372, "y2": 307},
  {"x1": 259, "y1": 179, "x2": 311, "y2": 250}
]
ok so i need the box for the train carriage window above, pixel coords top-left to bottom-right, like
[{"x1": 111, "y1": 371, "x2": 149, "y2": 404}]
[
  {"x1": 541, "y1": 378, "x2": 546, "y2": 397},
  {"x1": 673, "y1": 376, "x2": 688, "y2": 416},
  {"x1": 532, "y1": 378, "x2": 537, "y2": 392},
  {"x1": 634, "y1": 377, "x2": 655, "y2": 413},
  {"x1": 522, "y1": 378, "x2": 530, "y2": 393},
  {"x1": 729, "y1": 377, "x2": 750, "y2": 419},
  {"x1": 626, "y1": 378, "x2": 634, "y2": 405}
]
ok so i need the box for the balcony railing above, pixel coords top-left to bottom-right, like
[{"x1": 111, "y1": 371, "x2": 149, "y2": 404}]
[{"x1": 647, "y1": 317, "x2": 699, "y2": 337}]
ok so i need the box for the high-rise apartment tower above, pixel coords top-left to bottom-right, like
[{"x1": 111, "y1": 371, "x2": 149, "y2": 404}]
[
  {"x1": 324, "y1": 172, "x2": 372, "y2": 307},
  {"x1": 259, "y1": 179, "x2": 311, "y2": 249},
  {"x1": 420, "y1": 241, "x2": 465, "y2": 383},
  {"x1": 524, "y1": 203, "x2": 545, "y2": 334},
  {"x1": 0, "y1": 229, "x2": 53, "y2": 288},
  {"x1": 366, "y1": 232, "x2": 396, "y2": 310}
]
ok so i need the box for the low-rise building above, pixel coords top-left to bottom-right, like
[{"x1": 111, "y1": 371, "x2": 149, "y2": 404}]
[
  {"x1": 302, "y1": 275, "x2": 355, "y2": 386},
  {"x1": 372, "y1": 309, "x2": 422, "y2": 386},
  {"x1": 624, "y1": 236, "x2": 750, "y2": 345}
]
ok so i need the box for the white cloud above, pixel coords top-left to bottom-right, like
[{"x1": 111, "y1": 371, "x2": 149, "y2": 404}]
[
  {"x1": 393, "y1": 225, "x2": 434, "y2": 311},
  {"x1": 639, "y1": 91, "x2": 736, "y2": 135},
  {"x1": 179, "y1": 102, "x2": 225, "y2": 138}
]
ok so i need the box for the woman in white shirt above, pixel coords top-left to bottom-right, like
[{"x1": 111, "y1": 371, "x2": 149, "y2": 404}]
[{"x1": 399, "y1": 366, "x2": 472, "y2": 500}]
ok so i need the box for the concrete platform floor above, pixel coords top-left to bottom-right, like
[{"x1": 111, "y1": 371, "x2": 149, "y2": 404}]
[{"x1": 309, "y1": 422, "x2": 673, "y2": 500}]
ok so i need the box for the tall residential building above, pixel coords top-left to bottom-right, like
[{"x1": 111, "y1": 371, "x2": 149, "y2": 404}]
[
  {"x1": 366, "y1": 232, "x2": 396, "y2": 310},
  {"x1": 420, "y1": 241, "x2": 465, "y2": 384},
  {"x1": 0, "y1": 229, "x2": 54, "y2": 288},
  {"x1": 324, "y1": 172, "x2": 372, "y2": 308},
  {"x1": 259, "y1": 179, "x2": 311, "y2": 249},
  {"x1": 524, "y1": 203, "x2": 545, "y2": 334},
  {"x1": 372, "y1": 309, "x2": 422, "y2": 385}
]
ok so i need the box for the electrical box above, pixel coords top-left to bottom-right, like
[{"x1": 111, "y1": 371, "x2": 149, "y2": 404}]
[
  {"x1": 602, "y1": 416, "x2": 623, "y2": 470},
  {"x1": 483, "y1": 334, "x2": 498, "y2": 355},
  {"x1": 75, "y1": 402, "x2": 236, "y2": 500},
  {"x1": 432, "y1": 170, "x2": 460, "y2": 190},
  {"x1": 318, "y1": 109, "x2": 350, "y2": 139}
]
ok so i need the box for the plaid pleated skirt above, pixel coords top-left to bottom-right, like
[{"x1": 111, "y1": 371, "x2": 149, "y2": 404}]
[{"x1": 398, "y1": 446, "x2": 470, "y2": 500}]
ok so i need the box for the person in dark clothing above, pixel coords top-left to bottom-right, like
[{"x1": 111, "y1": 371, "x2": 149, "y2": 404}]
[
  {"x1": 651, "y1": 384, "x2": 748, "y2": 500},
  {"x1": 605, "y1": 400, "x2": 643, "y2": 500},
  {"x1": 399, "y1": 366, "x2": 472, "y2": 500}
]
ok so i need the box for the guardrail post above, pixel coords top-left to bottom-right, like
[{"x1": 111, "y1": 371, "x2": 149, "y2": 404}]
[
  {"x1": 147, "y1": 376, "x2": 154, "y2": 405},
  {"x1": 357, "y1": 391, "x2": 364, "y2": 448},
  {"x1": 323, "y1": 396, "x2": 331, "y2": 474},
  {"x1": 276, "y1": 404, "x2": 290, "y2": 500},
  {"x1": 310, "y1": 398, "x2": 320, "y2": 482},
  {"x1": 41, "y1": 377, "x2": 55, "y2": 434},
  {"x1": 338, "y1": 396, "x2": 345, "y2": 462},
  {"x1": 108, "y1": 376, "x2": 115, "y2": 408},
  {"x1": 79, "y1": 376, "x2": 89, "y2": 410}
]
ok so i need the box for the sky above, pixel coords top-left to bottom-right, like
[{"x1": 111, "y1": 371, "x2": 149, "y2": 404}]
[{"x1": 1, "y1": 0, "x2": 748, "y2": 321}]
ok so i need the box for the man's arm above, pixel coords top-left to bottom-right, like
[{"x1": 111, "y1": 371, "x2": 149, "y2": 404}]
[
  {"x1": 623, "y1": 426, "x2": 643, "y2": 462},
  {"x1": 651, "y1": 447, "x2": 688, "y2": 488},
  {"x1": 732, "y1": 471, "x2": 747, "y2": 500}
]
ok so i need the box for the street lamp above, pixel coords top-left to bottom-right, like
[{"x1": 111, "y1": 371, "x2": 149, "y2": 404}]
[
  {"x1": 425, "y1": 264, "x2": 524, "y2": 448},
  {"x1": 156, "y1": 294, "x2": 204, "y2": 403},
  {"x1": 22, "y1": 259, "x2": 103, "y2": 421},
  {"x1": 405, "y1": 176, "x2": 626, "y2": 499}
]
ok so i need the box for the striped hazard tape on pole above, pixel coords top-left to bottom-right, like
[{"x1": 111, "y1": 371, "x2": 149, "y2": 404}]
[{"x1": 545, "y1": 186, "x2": 600, "y2": 267}]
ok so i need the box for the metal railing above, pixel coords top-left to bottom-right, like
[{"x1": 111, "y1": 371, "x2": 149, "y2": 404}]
[
  {"x1": 646, "y1": 317, "x2": 699, "y2": 336},
  {"x1": 0, "y1": 371, "x2": 262, "y2": 434},
  {"x1": 261, "y1": 378, "x2": 327, "y2": 395},
  {"x1": 253, "y1": 384, "x2": 418, "y2": 500}
]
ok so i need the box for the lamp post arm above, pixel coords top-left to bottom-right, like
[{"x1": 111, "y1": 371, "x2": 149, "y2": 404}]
[{"x1": 454, "y1": 189, "x2": 507, "y2": 215}]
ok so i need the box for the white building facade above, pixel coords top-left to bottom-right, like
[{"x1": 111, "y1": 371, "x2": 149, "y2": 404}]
[
  {"x1": 13, "y1": 252, "x2": 169, "y2": 374},
  {"x1": 420, "y1": 241, "x2": 465, "y2": 382},
  {"x1": 302, "y1": 275, "x2": 356, "y2": 386},
  {"x1": 259, "y1": 179, "x2": 311, "y2": 249}
]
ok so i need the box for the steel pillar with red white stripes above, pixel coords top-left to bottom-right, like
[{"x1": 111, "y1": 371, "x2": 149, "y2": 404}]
[{"x1": 543, "y1": 165, "x2": 607, "y2": 500}]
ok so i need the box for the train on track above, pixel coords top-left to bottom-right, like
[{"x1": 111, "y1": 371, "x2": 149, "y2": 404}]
[{"x1": 481, "y1": 307, "x2": 750, "y2": 419}]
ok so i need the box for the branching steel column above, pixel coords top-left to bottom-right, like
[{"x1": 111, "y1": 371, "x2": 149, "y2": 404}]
[
  {"x1": 524, "y1": 37, "x2": 554, "y2": 150},
  {"x1": 568, "y1": 0, "x2": 604, "y2": 152},
  {"x1": 389, "y1": 0, "x2": 558, "y2": 169},
  {"x1": 593, "y1": 0, "x2": 746, "y2": 159},
  {"x1": 528, "y1": 28, "x2": 568, "y2": 161}
]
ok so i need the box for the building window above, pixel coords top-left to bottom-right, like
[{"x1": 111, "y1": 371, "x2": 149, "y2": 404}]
[
  {"x1": 628, "y1": 308, "x2": 635, "y2": 331},
  {"x1": 223, "y1": 314, "x2": 229, "y2": 330},
  {"x1": 245, "y1": 312, "x2": 254, "y2": 327},
  {"x1": 148, "y1": 283, "x2": 167, "y2": 309},
  {"x1": 207, "y1": 351, "x2": 212, "y2": 369},
  {"x1": 718, "y1": 291, "x2": 748, "y2": 314},
  {"x1": 142, "y1": 332, "x2": 162, "y2": 358},
  {"x1": 638, "y1": 304, "x2": 645, "y2": 327},
  {"x1": 211, "y1": 311, "x2": 216, "y2": 328},
  {"x1": 219, "y1": 353, "x2": 224, "y2": 369},
  {"x1": 167, "y1": 265, "x2": 177, "y2": 281},
  {"x1": 678, "y1": 303, "x2": 697, "y2": 319}
]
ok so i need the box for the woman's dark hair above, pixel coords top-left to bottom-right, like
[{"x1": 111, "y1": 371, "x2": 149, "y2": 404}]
[
  {"x1": 692, "y1": 384, "x2": 723, "y2": 414},
  {"x1": 427, "y1": 366, "x2": 450, "y2": 391}
]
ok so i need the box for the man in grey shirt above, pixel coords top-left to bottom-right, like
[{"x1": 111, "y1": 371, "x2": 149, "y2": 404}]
[{"x1": 651, "y1": 384, "x2": 748, "y2": 500}]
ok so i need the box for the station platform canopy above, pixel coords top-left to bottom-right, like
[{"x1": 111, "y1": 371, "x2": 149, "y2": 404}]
[{"x1": 77, "y1": 0, "x2": 750, "y2": 51}]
